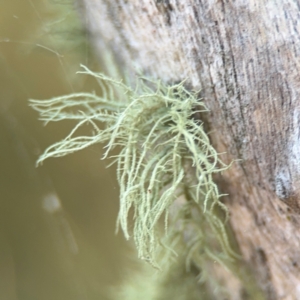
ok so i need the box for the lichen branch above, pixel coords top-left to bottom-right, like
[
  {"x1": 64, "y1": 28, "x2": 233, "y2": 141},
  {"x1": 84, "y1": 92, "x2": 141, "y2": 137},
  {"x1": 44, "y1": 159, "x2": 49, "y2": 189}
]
[{"x1": 30, "y1": 65, "x2": 235, "y2": 270}]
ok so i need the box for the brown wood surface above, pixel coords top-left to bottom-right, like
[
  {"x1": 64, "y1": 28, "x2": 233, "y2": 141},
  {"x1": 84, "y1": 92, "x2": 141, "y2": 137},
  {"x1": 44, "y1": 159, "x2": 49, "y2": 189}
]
[{"x1": 78, "y1": 1, "x2": 300, "y2": 299}]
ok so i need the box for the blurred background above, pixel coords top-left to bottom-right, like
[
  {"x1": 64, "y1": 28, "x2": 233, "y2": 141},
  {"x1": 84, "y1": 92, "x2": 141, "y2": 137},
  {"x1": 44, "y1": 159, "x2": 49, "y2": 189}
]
[{"x1": 0, "y1": 0, "x2": 128, "y2": 299}]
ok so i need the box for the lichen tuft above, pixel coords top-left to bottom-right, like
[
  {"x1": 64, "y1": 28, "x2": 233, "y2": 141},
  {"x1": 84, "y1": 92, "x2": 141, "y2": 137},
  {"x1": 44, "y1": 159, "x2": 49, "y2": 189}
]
[{"x1": 30, "y1": 65, "x2": 235, "y2": 269}]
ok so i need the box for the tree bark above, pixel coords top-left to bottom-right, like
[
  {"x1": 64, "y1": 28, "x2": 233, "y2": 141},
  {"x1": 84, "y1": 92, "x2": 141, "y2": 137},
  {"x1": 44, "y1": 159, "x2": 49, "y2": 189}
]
[{"x1": 78, "y1": 1, "x2": 300, "y2": 299}]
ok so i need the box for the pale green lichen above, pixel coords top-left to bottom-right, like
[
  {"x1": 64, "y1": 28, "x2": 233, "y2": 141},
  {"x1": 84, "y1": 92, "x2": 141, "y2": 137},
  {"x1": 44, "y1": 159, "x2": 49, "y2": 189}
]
[
  {"x1": 33, "y1": 0, "x2": 89, "y2": 55},
  {"x1": 30, "y1": 65, "x2": 236, "y2": 271},
  {"x1": 113, "y1": 253, "x2": 206, "y2": 300}
]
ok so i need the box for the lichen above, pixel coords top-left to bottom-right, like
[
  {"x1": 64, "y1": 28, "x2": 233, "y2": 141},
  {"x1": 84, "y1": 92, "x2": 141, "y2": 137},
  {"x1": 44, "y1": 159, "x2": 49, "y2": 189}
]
[
  {"x1": 113, "y1": 253, "x2": 206, "y2": 300},
  {"x1": 30, "y1": 65, "x2": 236, "y2": 272}
]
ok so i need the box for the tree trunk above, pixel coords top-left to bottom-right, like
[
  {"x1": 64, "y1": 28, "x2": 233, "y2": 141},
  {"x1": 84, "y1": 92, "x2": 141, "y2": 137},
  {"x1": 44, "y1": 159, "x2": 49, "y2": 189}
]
[{"x1": 78, "y1": 1, "x2": 300, "y2": 299}]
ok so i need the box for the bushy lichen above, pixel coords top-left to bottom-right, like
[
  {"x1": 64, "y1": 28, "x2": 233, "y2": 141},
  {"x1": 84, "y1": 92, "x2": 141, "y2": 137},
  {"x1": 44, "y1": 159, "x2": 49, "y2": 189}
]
[
  {"x1": 33, "y1": 0, "x2": 88, "y2": 55},
  {"x1": 30, "y1": 65, "x2": 236, "y2": 271},
  {"x1": 113, "y1": 253, "x2": 206, "y2": 300}
]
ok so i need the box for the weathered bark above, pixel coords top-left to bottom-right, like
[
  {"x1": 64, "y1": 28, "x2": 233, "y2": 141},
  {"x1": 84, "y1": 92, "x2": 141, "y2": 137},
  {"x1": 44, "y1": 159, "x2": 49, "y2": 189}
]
[{"x1": 78, "y1": 1, "x2": 300, "y2": 299}]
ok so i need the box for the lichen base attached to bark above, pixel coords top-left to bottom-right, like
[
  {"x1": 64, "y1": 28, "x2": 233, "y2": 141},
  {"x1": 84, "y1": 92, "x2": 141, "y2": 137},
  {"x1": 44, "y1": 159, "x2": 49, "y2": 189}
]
[{"x1": 30, "y1": 66, "x2": 241, "y2": 297}]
